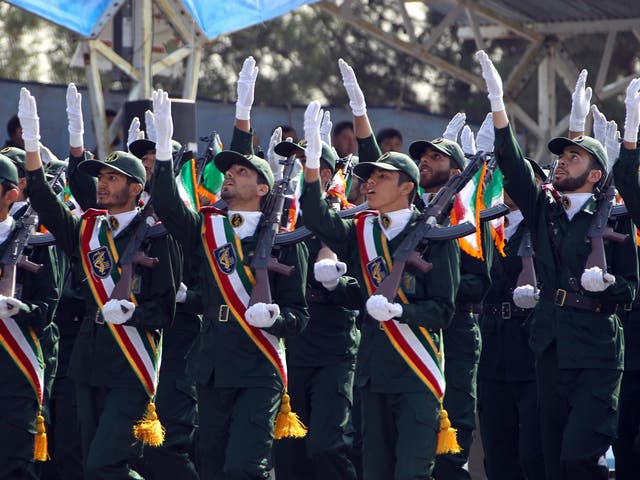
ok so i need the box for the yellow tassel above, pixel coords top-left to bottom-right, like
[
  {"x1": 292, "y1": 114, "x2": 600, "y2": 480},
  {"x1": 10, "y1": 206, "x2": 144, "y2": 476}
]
[
  {"x1": 436, "y1": 408, "x2": 461, "y2": 455},
  {"x1": 273, "y1": 393, "x2": 307, "y2": 440},
  {"x1": 132, "y1": 401, "x2": 165, "y2": 447},
  {"x1": 33, "y1": 414, "x2": 49, "y2": 461}
]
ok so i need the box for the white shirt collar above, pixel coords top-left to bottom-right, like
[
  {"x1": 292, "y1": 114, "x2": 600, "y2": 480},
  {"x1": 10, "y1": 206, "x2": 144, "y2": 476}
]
[
  {"x1": 0, "y1": 216, "x2": 14, "y2": 244},
  {"x1": 9, "y1": 201, "x2": 27, "y2": 216},
  {"x1": 504, "y1": 210, "x2": 524, "y2": 241},
  {"x1": 562, "y1": 192, "x2": 592, "y2": 221},
  {"x1": 107, "y1": 209, "x2": 138, "y2": 237},
  {"x1": 228, "y1": 210, "x2": 262, "y2": 240},
  {"x1": 141, "y1": 191, "x2": 151, "y2": 207},
  {"x1": 378, "y1": 208, "x2": 413, "y2": 240}
]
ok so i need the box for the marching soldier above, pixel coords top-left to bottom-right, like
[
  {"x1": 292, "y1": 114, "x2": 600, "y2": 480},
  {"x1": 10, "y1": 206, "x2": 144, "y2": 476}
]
[
  {"x1": 20, "y1": 87, "x2": 182, "y2": 479},
  {"x1": 477, "y1": 50, "x2": 638, "y2": 480},
  {"x1": 300, "y1": 99, "x2": 461, "y2": 479},
  {"x1": 150, "y1": 82, "x2": 309, "y2": 479}
]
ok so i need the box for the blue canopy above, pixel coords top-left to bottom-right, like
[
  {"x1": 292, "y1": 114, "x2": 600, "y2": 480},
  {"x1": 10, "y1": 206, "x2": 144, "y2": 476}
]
[{"x1": 7, "y1": 0, "x2": 317, "y2": 38}]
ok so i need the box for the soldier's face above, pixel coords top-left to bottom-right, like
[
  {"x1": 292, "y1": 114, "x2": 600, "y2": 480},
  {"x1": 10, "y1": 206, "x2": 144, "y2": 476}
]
[
  {"x1": 365, "y1": 169, "x2": 409, "y2": 211},
  {"x1": 333, "y1": 129, "x2": 357, "y2": 157},
  {"x1": 220, "y1": 164, "x2": 264, "y2": 206},
  {"x1": 552, "y1": 146, "x2": 599, "y2": 192},
  {"x1": 141, "y1": 151, "x2": 156, "y2": 182},
  {"x1": 418, "y1": 148, "x2": 453, "y2": 190},
  {"x1": 96, "y1": 167, "x2": 139, "y2": 210}
]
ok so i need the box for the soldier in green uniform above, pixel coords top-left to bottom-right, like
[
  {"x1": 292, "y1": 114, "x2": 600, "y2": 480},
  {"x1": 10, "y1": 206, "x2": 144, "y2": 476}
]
[
  {"x1": 19, "y1": 87, "x2": 182, "y2": 480},
  {"x1": 609, "y1": 77, "x2": 640, "y2": 480},
  {"x1": 477, "y1": 51, "x2": 638, "y2": 480},
  {"x1": 0, "y1": 153, "x2": 65, "y2": 479},
  {"x1": 477, "y1": 157, "x2": 546, "y2": 480},
  {"x1": 150, "y1": 82, "x2": 309, "y2": 479},
  {"x1": 407, "y1": 136, "x2": 492, "y2": 480},
  {"x1": 271, "y1": 139, "x2": 360, "y2": 480},
  {"x1": 300, "y1": 100, "x2": 461, "y2": 480}
]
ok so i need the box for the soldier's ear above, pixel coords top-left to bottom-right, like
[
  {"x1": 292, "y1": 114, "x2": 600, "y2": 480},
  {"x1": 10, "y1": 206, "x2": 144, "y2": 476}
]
[
  {"x1": 588, "y1": 168, "x2": 603, "y2": 185},
  {"x1": 5, "y1": 187, "x2": 19, "y2": 203},
  {"x1": 256, "y1": 183, "x2": 269, "y2": 198},
  {"x1": 130, "y1": 182, "x2": 143, "y2": 197}
]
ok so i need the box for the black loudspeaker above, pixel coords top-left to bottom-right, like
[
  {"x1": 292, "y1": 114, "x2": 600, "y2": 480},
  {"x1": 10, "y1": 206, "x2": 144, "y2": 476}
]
[{"x1": 122, "y1": 98, "x2": 197, "y2": 151}]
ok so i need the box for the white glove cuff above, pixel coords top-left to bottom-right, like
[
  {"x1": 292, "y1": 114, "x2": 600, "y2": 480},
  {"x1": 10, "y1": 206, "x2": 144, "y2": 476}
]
[
  {"x1": 350, "y1": 104, "x2": 367, "y2": 117},
  {"x1": 24, "y1": 139, "x2": 40, "y2": 153},
  {"x1": 155, "y1": 146, "x2": 172, "y2": 162},
  {"x1": 322, "y1": 279, "x2": 339, "y2": 291},
  {"x1": 69, "y1": 132, "x2": 84, "y2": 149},
  {"x1": 623, "y1": 129, "x2": 638, "y2": 144},
  {"x1": 235, "y1": 104, "x2": 251, "y2": 121},
  {"x1": 489, "y1": 97, "x2": 505, "y2": 113},
  {"x1": 305, "y1": 155, "x2": 320, "y2": 170},
  {"x1": 569, "y1": 119, "x2": 586, "y2": 132}
]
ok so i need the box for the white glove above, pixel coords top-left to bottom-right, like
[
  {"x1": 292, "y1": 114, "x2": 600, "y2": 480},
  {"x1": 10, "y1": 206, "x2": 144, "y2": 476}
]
[
  {"x1": 314, "y1": 258, "x2": 347, "y2": 291},
  {"x1": 338, "y1": 58, "x2": 367, "y2": 116},
  {"x1": 581, "y1": 266, "x2": 615, "y2": 292},
  {"x1": 319, "y1": 110, "x2": 333, "y2": 147},
  {"x1": 443, "y1": 112, "x2": 466, "y2": 142},
  {"x1": 127, "y1": 116, "x2": 144, "y2": 149},
  {"x1": 66, "y1": 83, "x2": 84, "y2": 148},
  {"x1": 475, "y1": 51, "x2": 504, "y2": 112},
  {"x1": 460, "y1": 125, "x2": 477, "y2": 155},
  {"x1": 235, "y1": 56, "x2": 259, "y2": 121},
  {"x1": 39, "y1": 143, "x2": 59, "y2": 165},
  {"x1": 591, "y1": 105, "x2": 607, "y2": 145},
  {"x1": 101, "y1": 299, "x2": 135, "y2": 324},
  {"x1": 176, "y1": 282, "x2": 187, "y2": 303},
  {"x1": 512, "y1": 285, "x2": 539, "y2": 309},
  {"x1": 475, "y1": 112, "x2": 495, "y2": 154},
  {"x1": 303, "y1": 101, "x2": 323, "y2": 170},
  {"x1": 605, "y1": 120, "x2": 621, "y2": 170},
  {"x1": 145, "y1": 109, "x2": 157, "y2": 143},
  {"x1": 267, "y1": 127, "x2": 285, "y2": 181},
  {"x1": 245, "y1": 302, "x2": 280, "y2": 328},
  {"x1": 569, "y1": 70, "x2": 592, "y2": 132},
  {"x1": 366, "y1": 294, "x2": 403, "y2": 322},
  {"x1": 152, "y1": 89, "x2": 173, "y2": 161},
  {"x1": 17, "y1": 87, "x2": 40, "y2": 152},
  {"x1": 623, "y1": 77, "x2": 640, "y2": 144},
  {"x1": 0, "y1": 295, "x2": 24, "y2": 318}
]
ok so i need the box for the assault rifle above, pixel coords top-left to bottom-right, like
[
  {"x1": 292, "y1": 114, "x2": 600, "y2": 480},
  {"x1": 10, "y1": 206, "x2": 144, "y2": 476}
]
[
  {"x1": 516, "y1": 229, "x2": 537, "y2": 288},
  {"x1": 249, "y1": 153, "x2": 298, "y2": 306},
  {"x1": 172, "y1": 143, "x2": 190, "y2": 177},
  {"x1": 374, "y1": 151, "x2": 491, "y2": 301},
  {"x1": 196, "y1": 132, "x2": 221, "y2": 186}
]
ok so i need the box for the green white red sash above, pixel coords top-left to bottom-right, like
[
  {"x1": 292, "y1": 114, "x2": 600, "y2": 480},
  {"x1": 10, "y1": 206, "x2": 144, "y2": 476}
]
[
  {"x1": 0, "y1": 318, "x2": 44, "y2": 406},
  {"x1": 356, "y1": 212, "x2": 445, "y2": 401},
  {"x1": 79, "y1": 209, "x2": 161, "y2": 397},
  {"x1": 200, "y1": 208, "x2": 288, "y2": 386}
]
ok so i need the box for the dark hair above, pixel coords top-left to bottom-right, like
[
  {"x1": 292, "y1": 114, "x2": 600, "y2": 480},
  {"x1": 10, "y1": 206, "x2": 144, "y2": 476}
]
[
  {"x1": 125, "y1": 176, "x2": 143, "y2": 204},
  {"x1": 7, "y1": 115, "x2": 20, "y2": 138},
  {"x1": 397, "y1": 171, "x2": 416, "y2": 200},
  {"x1": 587, "y1": 154, "x2": 606, "y2": 191},
  {"x1": 376, "y1": 127, "x2": 403, "y2": 145},
  {"x1": 333, "y1": 121, "x2": 354, "y2": 136},
  {"x1": 257, "y1": 173, "x2": 271, "y2": 209},
  {"x1": 105, "y1": 108, "x2": 117, "y2": 118}
]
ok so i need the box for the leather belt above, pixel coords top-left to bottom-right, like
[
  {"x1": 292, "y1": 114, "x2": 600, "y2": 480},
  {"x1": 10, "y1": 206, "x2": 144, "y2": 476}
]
[
  {"x1": 541, "y1": 289, "x2": 617, "y2": 314},
  {"x1": 482, "y1": 302, "x2": 530, "y2": 319}
]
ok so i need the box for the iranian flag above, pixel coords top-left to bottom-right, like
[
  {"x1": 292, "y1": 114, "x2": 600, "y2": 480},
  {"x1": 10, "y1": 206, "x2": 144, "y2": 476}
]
[
  {"x1": 177, "y1": 157, "x2": 199, "y2": 211},
  {"x1": 482, "y1": 166, "x2": 505, "y2": 256},
  {"x1": 197, "y1": 133, "x2": 224, "y2": 204},
  {"x1": 450, "y1": 164, "x2": 486, "y2": 259}
]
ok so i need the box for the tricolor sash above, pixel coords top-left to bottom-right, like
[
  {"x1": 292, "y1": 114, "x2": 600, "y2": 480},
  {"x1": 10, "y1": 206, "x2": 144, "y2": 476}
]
[
  {"x1": 200, "y1": 208, "x2": 288, "y2": 386},
  {"x1": 356, "y1": 212, "x2": 446, "y2": 402},
  {"x1": 79, "y1": 209, "x2": 161, "y2": 398}
]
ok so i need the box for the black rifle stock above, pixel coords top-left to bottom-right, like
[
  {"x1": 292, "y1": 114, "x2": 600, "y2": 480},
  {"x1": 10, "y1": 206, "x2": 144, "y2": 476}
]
[
  {"x1": 249, "y1": 154, "x2": 298, "y2": 306},
  {"x1": 516, "y1": 229, "x2": 537, "y2": 288},
  {"x1": 375, "y1": 151, "x2": 490, "y2": 301}
]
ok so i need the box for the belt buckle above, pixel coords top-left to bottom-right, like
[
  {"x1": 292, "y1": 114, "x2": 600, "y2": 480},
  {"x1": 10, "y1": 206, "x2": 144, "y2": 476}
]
[
  {"x1": 624, "y1": 303, "x2": 633, "y2": 312},
  {"x1": 218, "y1": 305, "x2": 229, "y2": 322},
  {"x1": 501, "y1": 302, "x2": 511, "y2": 319},
  {"x1": 94, "y1": 310, "x2": 104, "y2": 325},
  {"x1": 555, "y1": 289, "x2": 567, "y2": 307}
]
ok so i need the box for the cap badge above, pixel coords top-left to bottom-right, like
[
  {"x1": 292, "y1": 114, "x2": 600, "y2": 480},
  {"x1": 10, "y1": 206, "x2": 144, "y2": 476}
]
[
  {"x1": 574, "y1": 136, "x2": 584, "y2": 142},
  {"x1": 380, "y1": 214, "x2": 391, "y2": 229},
  {"x1": 561, "y1": 196, "x2": 571, "y2": 210},
  {"x1": 432, "y1": 137, "x2": 444, "y2": 144},
  {"x1": 230, "y1": 213, "x2": 244, "y2": 228},
  {"x1": 108, "y1": 216, "x2": 120, "y2": 231},
  {"x1": 106, "y1": 152, "x2": 118, "y2": 163},
  {"x1": 379, "y1": 152, "x2": 391, "y2": 161},
  {"x1": 0, "y1": 147, "x2": 9, "y2": 154}
]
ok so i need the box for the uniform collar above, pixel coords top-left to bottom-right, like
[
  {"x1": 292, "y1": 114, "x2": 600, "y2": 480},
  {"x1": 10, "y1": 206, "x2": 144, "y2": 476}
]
[
  {"x1": 9, "y1": 201, "x2": 27, "y2": 217},
  {"x1": 107, "y1": 209, "x2": 138, "y2": 237},
  {"x1": 561, "y1": 192, "x2": 593, "y2": 221},
  {"x1": 378, "y1": 208, "x2": 413, "y2": 240},
  {"x1": 228, "y1": 210, "x2": 262, "y2": 240}
]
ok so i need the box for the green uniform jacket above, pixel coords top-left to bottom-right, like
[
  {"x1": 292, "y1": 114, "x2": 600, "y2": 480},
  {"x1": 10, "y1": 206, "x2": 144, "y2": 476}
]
[
  {"x1": 479, "y1": 221, "x2": 536, "y2": 382},
  {"x1": 68, "y1": 151, "x2": 96, "y2": 212},
  {"x1": 151, "y1": 159, "x2": 309, "y2": 390},
  {"x1": 25, "y1": 167, "x2": 181, "y2": 388},
  {"x1": 494, "y1": 125, "x2": 638, "y2": 369},
  {"x1": 300, "y1": 179, "x2": 460, "y2": 393}
]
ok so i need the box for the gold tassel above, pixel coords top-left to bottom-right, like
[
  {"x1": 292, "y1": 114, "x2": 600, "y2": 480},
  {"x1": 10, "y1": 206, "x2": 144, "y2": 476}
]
[
  {"x1": 436, "y1": 408, "x2": 461, "y2": 455},
  {"x1": 34, "y1": 413, "x2": 49, "y2": 461},
  {"x1": 273, "y1": 393, "x2": 307, "y2": 440},
  {"x1": 132, "y1": 401, "x2": 165, "y2": 447}
]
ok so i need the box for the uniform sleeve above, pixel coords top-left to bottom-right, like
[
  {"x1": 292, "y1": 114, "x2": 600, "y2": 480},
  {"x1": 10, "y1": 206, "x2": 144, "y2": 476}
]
[
  {"x1": 126, "y1": 233, "x2": 182, "y2": 329},
  {"x1": 151, "y1": 159, "x2": 201, "y2": 251},
  {"x1": 612, "y1": 147, "x2": 640, "y2": 228},
  {"x1": 266, "y1": 241, "x2": 310, "y2": 338},
  {"x1": 299, "y1": 179, "x2": 356, "y2": 260},
  {"x1": 456, "y1": 222, "x2": 493, "y2": 304},
  {"x1": 598, "y1": 217, "x2": 638, "y2": 304},
  {"x1": 494, "y1": 125, "x2": 545, "y2": 226},
  {"x1": 229, "y1": 126, "x2": 255, "y2": 155},
  {"x1": 68, "y1": 151, "x2": 98, "y2": 211},
  {"x1": 327, "y1": 276, "x2": 365, "y2": 310},
  {"x1": 401, "y1": 238, "x2": 461, "y2": 330},
  {"x1": 357, "y1": 134, "x2": 382, "y2": 163},
  {"x1": 26, "y1": 167, "x2": 80, "y2": 257}
]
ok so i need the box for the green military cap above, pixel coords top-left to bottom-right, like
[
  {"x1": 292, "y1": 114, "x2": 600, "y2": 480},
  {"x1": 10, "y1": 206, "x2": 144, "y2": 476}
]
[
  {"x1": 78, "y1": 150, "x2": 147, "y2": 186},
  {"x1": 547, "y1": 135, "x2": 607, "y2": 171},
  {"x1": 0, "y1": 146, "x2": 26, "y2": 173},
  {"x1": 214, "y1": 150, "x2": 275, "y2": 189},
  {"x1": 129, "y1": 138, "x2": 182, "y2": 159},
  {"x1": 408, "y1": 137, "x2": 467, "y2": 170},
  {"x1": 274, "y1": 140, "x2": 337, "y2": 173},
  {"x1": 0, "y1": 153, "x2": 19, "y2": 185},
  {"x1": 353, "y1": 151, "x2": 420, "y2": 186}
]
